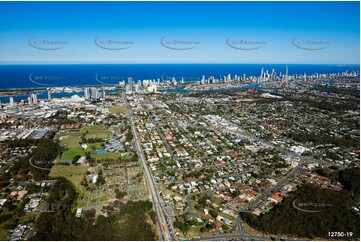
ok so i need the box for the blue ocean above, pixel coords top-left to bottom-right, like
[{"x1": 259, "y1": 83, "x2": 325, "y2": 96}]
[{"x1": 0, "y1": 64, "x2": 359, "y2": 103}]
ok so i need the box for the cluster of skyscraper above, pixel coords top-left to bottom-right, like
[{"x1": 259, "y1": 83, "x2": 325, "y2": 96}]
[
  {"x1": 84, "y1": 87, "x2": 106, "y2": 102},
  {"x1": 195, "y1": 66, "x2": 296, "y2": 84},
  {"x1": 196, "y1": 66, "x2": 306, "y2": 84},
  {"x1": 27, "y1": 94, "x2": 38, "y2": 106},
  {"x1": 124, "y1": 77, "x2": 158, "y2": 94},
  {"x1": 259, "y1": 66, "x2": 290, "y2": 82},
  {"x1": 198, "y1": 73, "x2": 247, "y2": 84},
  {"x1": 6, "y1": 89, "x2": 51, "y2": 108}
]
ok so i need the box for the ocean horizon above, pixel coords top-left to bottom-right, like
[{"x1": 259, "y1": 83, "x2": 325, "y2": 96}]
[{"x1": 0, "y1": 64, "x2": 359, "y2": 91}]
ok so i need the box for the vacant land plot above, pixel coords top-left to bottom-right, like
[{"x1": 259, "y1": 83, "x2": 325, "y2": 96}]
[
  {"x1": 108, "y1": 105, "x2": 128, "y2": 114},
  {"x1": 92, "y1": 152, "x2": 121, "y2": 161},
  {"x1": 49, "y1": 164, "x2": 89, "y2": 190},
  {"x1": 81, "y1": 125, "x2": 111, "y2": 139}
]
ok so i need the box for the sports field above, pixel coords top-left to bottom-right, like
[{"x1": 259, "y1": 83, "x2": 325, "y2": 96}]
[{"x1": 56, "y1": 125, "x2": 112, "y2": 161}]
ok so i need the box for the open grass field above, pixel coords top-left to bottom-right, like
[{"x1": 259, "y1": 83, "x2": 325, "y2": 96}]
[
  {"x1": 57, "y1": 125, "x2": 112, "y2": 161},
  {"x1": 57, "y1": 131, "x2": 84, "y2": 160},
  {"x1": 62, "y1": 142, "x2": 105, "y2": 161},
  {"x1": 91, "y1": 152, "x2": 121, "y2": 160},
  {"x1": 108, "y1": 105, "x2": 128, "y2": 114},
  {"x1": 62, "y1": 147, "x2": 85, "y2": 161},
  {"x1": 49, "y1": 164, "x2": 89, "y2": 190},
  {"x1": 81, "y1": 124, "x2": 106, "y2": 132},
  {"x1": 81, "y1": 125, "x2": 111, "y2": 139},
  {"x1": 57, "y1": 131, "x2": 82, "y2": 149}
]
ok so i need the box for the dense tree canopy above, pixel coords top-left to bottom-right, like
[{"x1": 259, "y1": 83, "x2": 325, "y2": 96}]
[
  {"x1": 243, "y1": 168, "x2": 360, "y2": 240},
  {"x1": 31, "y1": 178, "x2": 157, "y2": 241}
]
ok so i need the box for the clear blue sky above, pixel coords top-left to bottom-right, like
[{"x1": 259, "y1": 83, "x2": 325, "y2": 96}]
[{"x1": 0, "y1": 1, "x2": 359, "y2": 64}]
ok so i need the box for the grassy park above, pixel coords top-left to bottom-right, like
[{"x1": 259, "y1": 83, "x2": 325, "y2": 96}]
[
  {"x1": 108, "y1": 105, "x2": 128, "y2": 114},
  {"x1": 49, "y1": 164, "x2": 89, "y2": 190},
  {"x1": 56, "y1": 125, "x2": 112, "y2": 161}
]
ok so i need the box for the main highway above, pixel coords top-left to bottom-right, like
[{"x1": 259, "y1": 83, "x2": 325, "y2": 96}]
[{"x1": 126, "y1": 100, "x2": 176, "y2": 241}]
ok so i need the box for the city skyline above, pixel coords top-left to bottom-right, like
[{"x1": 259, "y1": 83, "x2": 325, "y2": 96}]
[{"x1": 0, "y1": 1, "x2": 359, "y2": 241}]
